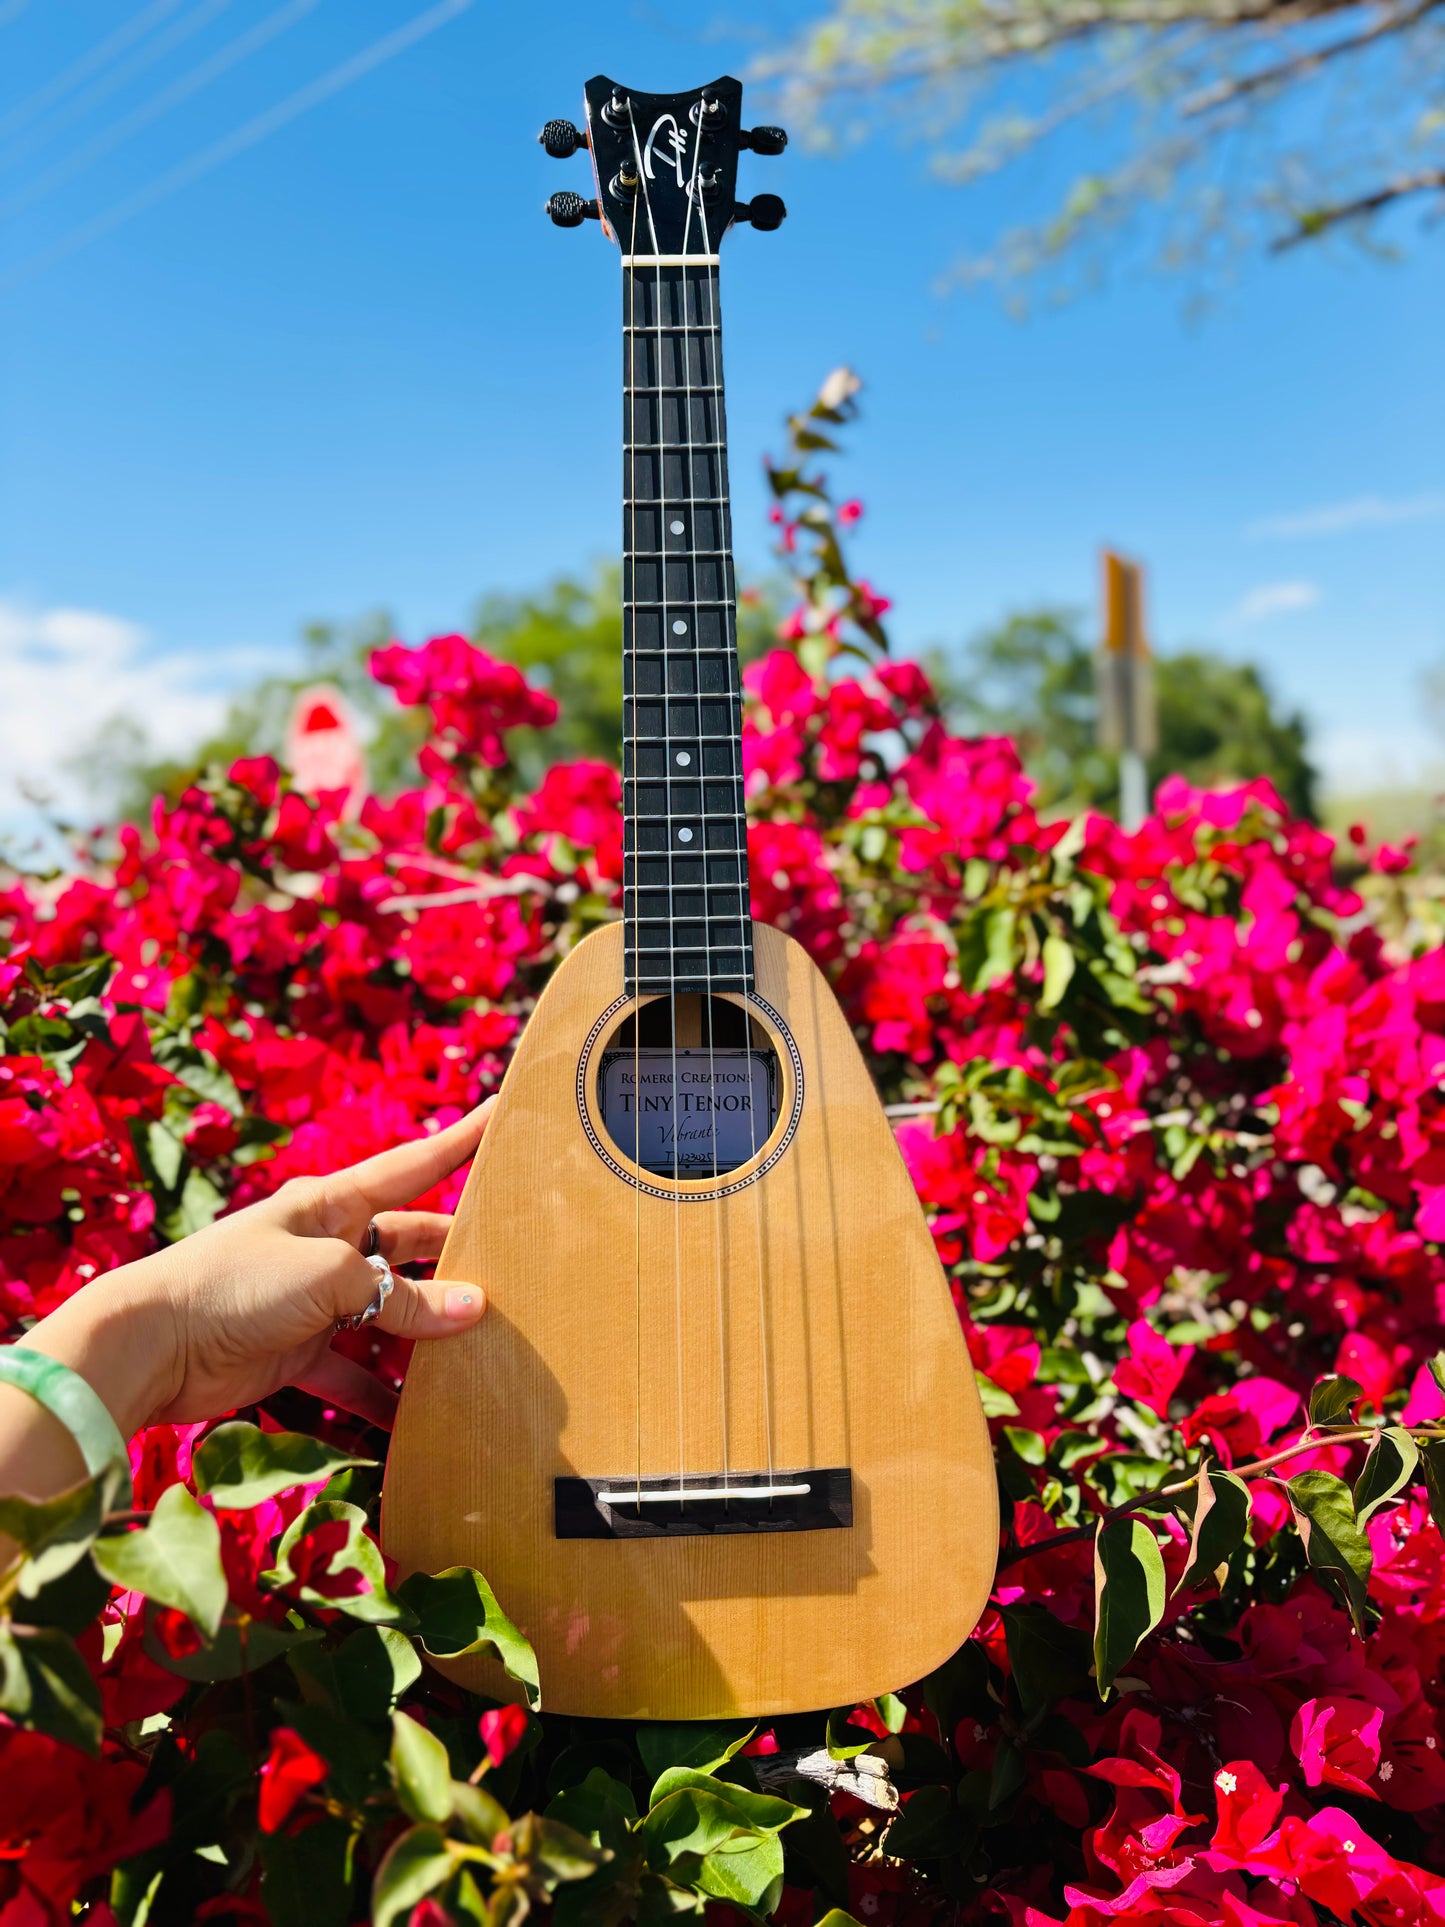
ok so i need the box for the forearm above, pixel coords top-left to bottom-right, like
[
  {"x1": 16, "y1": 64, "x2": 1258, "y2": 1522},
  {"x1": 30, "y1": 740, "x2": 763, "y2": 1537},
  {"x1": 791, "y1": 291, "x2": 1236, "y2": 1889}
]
[{"x1": 0, "y1": 1260, "x2": 180, "y2": 1502}]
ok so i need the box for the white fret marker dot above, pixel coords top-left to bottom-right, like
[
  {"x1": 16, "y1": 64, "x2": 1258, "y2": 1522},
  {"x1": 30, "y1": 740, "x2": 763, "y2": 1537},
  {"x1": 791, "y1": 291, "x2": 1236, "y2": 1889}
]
[
  {"x1": 669, "y1": 519, "x2": 685, "y2": 534},
  {"x1": 672, "y1": 619, "x2": 687, "y2": 635},
  {"x1": 676, "y1": 752, "x2": 692, "y2": 766},
  {"x1": 677, "y1": 827, "x2": 693, "y2": 843}
]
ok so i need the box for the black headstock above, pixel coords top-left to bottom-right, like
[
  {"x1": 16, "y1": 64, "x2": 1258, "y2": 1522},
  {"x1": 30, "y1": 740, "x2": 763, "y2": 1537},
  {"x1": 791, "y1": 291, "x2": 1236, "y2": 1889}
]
[{"x1": 540, "y1": 75, "x2": 786, "y2": 254}]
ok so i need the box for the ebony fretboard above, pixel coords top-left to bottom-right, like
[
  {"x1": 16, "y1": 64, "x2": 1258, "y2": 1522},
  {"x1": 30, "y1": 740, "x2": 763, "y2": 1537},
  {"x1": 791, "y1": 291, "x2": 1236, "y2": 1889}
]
[{"x1": 621, "y1": 259, "x2": 752, "y2": 996}]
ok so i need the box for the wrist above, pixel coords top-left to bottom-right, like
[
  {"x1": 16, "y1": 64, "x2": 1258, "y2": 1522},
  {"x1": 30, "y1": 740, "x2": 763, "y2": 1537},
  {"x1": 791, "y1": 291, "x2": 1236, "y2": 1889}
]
[{"x1": 25, "y1": 1258, "x2": 182, "y2": 1441}]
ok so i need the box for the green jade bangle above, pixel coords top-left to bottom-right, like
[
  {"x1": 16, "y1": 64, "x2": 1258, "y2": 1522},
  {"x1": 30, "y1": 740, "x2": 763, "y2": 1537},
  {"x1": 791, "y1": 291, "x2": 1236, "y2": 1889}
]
[{"x1": 0, "y1": 1344, "x2": 134, "y2": 1502}]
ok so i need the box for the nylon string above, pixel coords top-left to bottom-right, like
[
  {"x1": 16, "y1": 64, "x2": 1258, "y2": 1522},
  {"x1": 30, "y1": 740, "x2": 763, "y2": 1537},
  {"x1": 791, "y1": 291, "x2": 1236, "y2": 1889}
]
[{"x1": 697, "y1": 182, "x2": 774, "y2": 1491}]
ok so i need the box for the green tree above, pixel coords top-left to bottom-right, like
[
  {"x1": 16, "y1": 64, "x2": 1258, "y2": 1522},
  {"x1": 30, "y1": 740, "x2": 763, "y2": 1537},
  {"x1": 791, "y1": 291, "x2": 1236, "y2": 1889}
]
[
  {"x1": 759, "y1": 0, "x2": 1445, "y2": 294},
  {"x1": 66, "y1": 566, "x2": 783, "y2": 824},
  {"x1": 944, "y1": 605, "x2": 1318, "y2": 817}
]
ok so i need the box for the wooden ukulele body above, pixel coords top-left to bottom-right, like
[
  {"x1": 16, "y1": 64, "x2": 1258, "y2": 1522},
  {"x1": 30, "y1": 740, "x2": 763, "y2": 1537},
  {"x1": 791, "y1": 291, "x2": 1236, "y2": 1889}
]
[{"x1": 383, "y1": 919, "x2": 996, "y2": 1719}]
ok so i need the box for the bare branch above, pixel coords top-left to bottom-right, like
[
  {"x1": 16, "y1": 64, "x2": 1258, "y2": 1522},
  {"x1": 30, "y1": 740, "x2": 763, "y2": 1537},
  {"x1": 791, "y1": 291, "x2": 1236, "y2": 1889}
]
[
  {"x1": 1273, "y1": 166, "x2": 1445, "y2": 246},
  {"x1": 1180, "y1": 0, "x2": 1445, "y2": 115}
]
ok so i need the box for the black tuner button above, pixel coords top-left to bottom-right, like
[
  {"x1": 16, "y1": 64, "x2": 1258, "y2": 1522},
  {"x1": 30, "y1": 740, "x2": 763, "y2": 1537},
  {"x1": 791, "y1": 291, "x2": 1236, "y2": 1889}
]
[
  {"x1": 539, "y1": 119, "x2": 586, "y2": 159},
  {"x1": 742, "y1": 125, "x2": 788, "y2": 156},
  {"x1": 736, "y1": 193, "x2": 787, "y2": 232},
  {"x1": 546, "y1": 191, "x2": 600, "y2": 228}
]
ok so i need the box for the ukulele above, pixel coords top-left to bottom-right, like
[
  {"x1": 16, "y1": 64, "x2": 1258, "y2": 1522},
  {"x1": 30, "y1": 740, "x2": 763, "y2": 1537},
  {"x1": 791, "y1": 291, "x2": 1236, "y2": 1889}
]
[{"x1": 383, "y1": 74, "x2": 997, "y2": 1721}]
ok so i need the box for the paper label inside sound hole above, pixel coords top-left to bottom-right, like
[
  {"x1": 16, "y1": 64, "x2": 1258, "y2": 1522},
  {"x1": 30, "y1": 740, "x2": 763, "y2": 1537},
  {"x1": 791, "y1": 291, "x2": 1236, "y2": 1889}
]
[{"x1": 599, "y1": 1049, "x2": 775, "y2": 1175}]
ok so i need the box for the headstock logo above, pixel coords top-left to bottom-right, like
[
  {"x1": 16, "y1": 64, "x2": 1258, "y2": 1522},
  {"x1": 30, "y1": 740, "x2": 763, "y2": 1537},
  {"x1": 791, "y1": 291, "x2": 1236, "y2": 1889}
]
[{"x1": 641, "y1": 113, "x2": 690, "y2": 190}]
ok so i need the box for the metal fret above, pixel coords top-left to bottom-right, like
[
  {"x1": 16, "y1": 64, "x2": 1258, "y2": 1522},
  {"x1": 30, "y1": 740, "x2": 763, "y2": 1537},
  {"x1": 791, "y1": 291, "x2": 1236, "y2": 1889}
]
[{"x1": 620, "y1": 258, "x2": 751, "y2": 995}]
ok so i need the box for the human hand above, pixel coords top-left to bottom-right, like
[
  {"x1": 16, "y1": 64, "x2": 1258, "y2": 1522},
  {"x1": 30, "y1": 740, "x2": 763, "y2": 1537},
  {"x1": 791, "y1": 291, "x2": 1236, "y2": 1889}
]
[{"x1": 23, "y1": 1101, "x2": 495, "y2": 1441}]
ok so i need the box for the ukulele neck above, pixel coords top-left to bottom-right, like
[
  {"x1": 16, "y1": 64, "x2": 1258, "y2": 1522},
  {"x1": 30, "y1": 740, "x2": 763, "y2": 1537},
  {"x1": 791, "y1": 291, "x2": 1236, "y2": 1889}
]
[{"x1": 622, "y1": 258, "x2": 752, "y2": 999}]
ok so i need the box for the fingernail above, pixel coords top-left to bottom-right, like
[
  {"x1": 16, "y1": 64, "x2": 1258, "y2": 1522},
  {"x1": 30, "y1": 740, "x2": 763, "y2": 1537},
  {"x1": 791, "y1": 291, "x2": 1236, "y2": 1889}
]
[{"x1": 445, "y1": 1287, "x2": 484, "y2": 1321}]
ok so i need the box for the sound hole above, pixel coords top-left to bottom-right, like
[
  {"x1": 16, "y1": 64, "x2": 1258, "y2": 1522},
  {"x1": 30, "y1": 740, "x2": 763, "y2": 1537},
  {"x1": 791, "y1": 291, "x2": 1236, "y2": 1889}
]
[{"x1": 598, "y1": 994, "x2": 780, "y2": 1178}]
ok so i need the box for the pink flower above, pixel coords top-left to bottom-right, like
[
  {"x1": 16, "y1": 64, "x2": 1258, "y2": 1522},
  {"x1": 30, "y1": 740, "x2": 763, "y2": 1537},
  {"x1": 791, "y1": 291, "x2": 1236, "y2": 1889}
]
[
  {"x1": 258, "y1": 1728, "x2": 328, "y2": 1832},
  {"x1": 1113, "y1": 1320, "x2": 1193, "y2": 1418},
  {"x1": 479, "y1": 1703, "x2": 528, "y2": 1767},
  {"x1": 1291, "y1": 1694, "x2": 1386, "y2": 1798}
]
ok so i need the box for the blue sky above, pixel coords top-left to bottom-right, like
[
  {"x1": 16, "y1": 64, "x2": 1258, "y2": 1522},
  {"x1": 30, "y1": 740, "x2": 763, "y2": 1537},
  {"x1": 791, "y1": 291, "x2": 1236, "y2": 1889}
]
[{"x1": 2, "y1": 0, "x2": 1442, "y2": 829}]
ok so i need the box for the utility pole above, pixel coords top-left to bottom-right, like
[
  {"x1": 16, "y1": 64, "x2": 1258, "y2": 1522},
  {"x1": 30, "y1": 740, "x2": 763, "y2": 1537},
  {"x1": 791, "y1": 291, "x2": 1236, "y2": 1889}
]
[{"x1": 1097, "y1": 550, "x2": 1158, "y2": 832}]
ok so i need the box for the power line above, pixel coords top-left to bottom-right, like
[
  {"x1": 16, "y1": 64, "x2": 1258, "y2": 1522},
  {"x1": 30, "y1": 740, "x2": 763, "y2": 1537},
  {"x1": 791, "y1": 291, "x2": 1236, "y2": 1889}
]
[
  {"x1": 1, "y1": 0, "x2": 323, "y2": 221},
  {"x1": 4, "y1": 0, "x2": 238, "y2": 164},
  {"x1": 0, "y1": 0, "x2": 188, "y2": 141},
  {"x1": 1, "y1": 0, "x2": 475, "y2": 294}
]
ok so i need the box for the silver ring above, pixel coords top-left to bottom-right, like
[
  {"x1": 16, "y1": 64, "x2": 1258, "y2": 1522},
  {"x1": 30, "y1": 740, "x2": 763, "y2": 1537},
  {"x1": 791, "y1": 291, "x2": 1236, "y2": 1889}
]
[
  {"x1": 335, "y1": 1253, "x2": 395, "y2": 1331},
  {"x1": 362, "y1": 1220, "x2": 381, "y2": 1258}
]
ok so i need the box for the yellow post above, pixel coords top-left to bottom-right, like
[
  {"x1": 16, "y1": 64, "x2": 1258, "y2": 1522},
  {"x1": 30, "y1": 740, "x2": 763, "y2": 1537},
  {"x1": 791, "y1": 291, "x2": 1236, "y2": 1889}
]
[{"x1": 1096, "y1": 549, "x2": 1156, "y2": 829}]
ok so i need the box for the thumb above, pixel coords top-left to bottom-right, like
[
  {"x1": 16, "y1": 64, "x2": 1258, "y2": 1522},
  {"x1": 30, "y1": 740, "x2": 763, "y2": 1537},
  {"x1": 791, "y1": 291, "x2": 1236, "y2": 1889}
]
[{"x1": 375, "y1": 1273, "x2": 486, "y2": 1341}]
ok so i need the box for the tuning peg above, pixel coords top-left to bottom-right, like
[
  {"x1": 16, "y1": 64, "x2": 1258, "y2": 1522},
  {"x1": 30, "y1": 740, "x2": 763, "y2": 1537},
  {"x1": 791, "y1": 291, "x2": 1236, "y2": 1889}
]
[
  {"x1": 546, "y1": 191, "x2": 600, "y2": 228},
  {"x1": 736, "y1": 193, "x2": 787, "y2": 232},
  {"x1": 539, "y1": 119, "x2": 587, "y2": 159},
  {"x1": 741, "y1": 125, "x2": 788, "y2": 156}
]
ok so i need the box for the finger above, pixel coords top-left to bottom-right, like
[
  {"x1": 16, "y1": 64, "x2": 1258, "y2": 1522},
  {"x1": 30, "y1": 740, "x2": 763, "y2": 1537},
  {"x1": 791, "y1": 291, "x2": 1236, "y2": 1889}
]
[
  {"x1": 345, "y1": 1099, "x2": 496, "y2": 1215},
  {"x1": 372, "y1": 1211, "x2": 453, "y2": 1266},
  {"x1": 295, "y1": 1351, "x2": 400, "y2": 1431},
  {"x1": 376, "y1": 1274, "x2": 486, "y2": 1342}
]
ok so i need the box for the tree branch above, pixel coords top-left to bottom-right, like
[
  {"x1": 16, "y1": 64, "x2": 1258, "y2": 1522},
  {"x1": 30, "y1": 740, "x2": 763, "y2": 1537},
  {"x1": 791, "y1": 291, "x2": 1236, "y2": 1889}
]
[
  {"x1": 1180, "y1": 0, "x2": 1444, "y2": 115},
  {"x1": 1273, "y1": 167, "x2": 1445, "y2": 246},
  {"x1": 995, "y1": 1422, "x2": 1445, "y2": 1570}
]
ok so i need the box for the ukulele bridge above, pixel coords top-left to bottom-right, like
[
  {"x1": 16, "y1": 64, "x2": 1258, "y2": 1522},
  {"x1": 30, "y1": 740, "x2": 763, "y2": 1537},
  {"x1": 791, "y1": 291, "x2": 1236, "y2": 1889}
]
[{"x1": 554, "y1": 1467, "x2": 852, "y2": 1538}]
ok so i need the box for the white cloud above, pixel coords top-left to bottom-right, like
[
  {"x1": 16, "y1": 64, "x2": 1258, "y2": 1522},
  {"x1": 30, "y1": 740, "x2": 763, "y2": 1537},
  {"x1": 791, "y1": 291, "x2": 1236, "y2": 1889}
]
[
  {"x1": 1222, "y1": 579, "x2": 1321, "y2": 629},
  {"x1": 0, "y1": 597, "x2": 228, "y2": 819},
  {"x1": 1246, "y1": 493, "x2": 1445, "y2": 540}
]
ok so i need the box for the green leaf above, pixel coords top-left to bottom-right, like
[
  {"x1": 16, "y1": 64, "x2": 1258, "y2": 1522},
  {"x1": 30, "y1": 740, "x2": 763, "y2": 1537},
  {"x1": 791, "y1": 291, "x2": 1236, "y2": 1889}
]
[
  {"x1": 1000, "y1": 1602, "x2": 1092, "y2": 1719},
  {"x1": 1428, "y1": 1352, "x2": 1445, "y2": 1399},
  {"x1": 640, "y1": 1785, "x2": 766, "y2": 1863},
  {"x1": 145, "y1": 1607, "x2": 320, "y2": 1681},
  {"x1": 1422, "y1": 1440, "x2": 1445, "y2": 1536},
  {"x1": 0, "y1": 1463, "x2": 123, "y2": 1595},
  {"x1": 1177, "y1": 1466, "x2": 1251, "y2": 1591},
  {"x1": 1039, "y1": 934, "x2": 1076, "y2": 1011},
  {"x1": 269, "y1": 1501, "x2": 412, "y2": 1626},
  {"x1": 391, "y1": 1710, "x2": 454, "y2": 1824},
  {"x1": 647, "y1": 1769, "x2": 803, "y2": 1834},
  {"x1": 696, "y1": 1828, "x2": 785, "y2": 1913},
  {"x1": 451, "y1": 1779, "x2": 511, "y2": 1845},
  {"x1": 193, "y1": 1422, "x2": 375, "y2": 1509},
  {"x1": 978, "y1": 906, "x2": 1017, "y2": 990},
  {"x1": 158, "y1": 1166, "x2": 226, "y2": 1241},
  {"x1": 0, "y1": 1621, "x2": 103, "y2": 1752},
  {"x1": 883, "y1": 1784, "x2": 957, "y2": 1861},
  {"x1": 134, "y1": 1118, "x2": 184, "y2": 1193},
  {"x1": 815, "y1": 1913, "x2": 866, "y2": 1927},
  {"x1": 548, "y1": 1767, "x2": 638, "y2": 1854},
  {"x1": 505, "y1": 1812, "x2": 607, "y2": 1886},
  {"x1": 397, "y1": 1565, "x2": 539, "y2": 1709},
  {"x1": 260, "y1": 1815, "x2": 354, "y2": 1927},
  {"x1": 1354, "y1": 1427, "x2": 1419, "y2": 1525},
  {"x1": 1308, "y1": 1374, "x2": 1363, "y2": 1427},
  {"x1": 93, "y1": 1483, "x2": 226, "y2": 1639},
  {"x1": 1093, "y1": 1515, "x2": 1166, "y2": 1696},
  {"x1": 1287, "y1": 1470, "x2": 1374, "y2": 1634},
  {"x1": 20, "y1": 1546, "x2": 112, "y2": 1637},
  {"x1": 825, "y1": 1707, "x2": 879, "y2": 1760},
  {"x1": 975, "y1": 1370, "x2": 1020, "y2": 1419},
  {"x1": 873, "y1": 1692, "x2": 907, "y2": 1734},
  {"x1": 636, "y1": 1722, "x2": 753, "y2": 1783},
  {"x1": 289, "y1": 1623, "x2": 421, "y2": 1722},
  {"x1": 371, "y1": 1824, "x2": 456, "y2": 1927}
]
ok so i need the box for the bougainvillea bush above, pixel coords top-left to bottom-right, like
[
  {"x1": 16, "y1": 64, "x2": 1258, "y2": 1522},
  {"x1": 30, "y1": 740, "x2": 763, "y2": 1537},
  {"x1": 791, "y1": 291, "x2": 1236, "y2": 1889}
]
[{"x1": 6, "y1": 375, "x2": 1445, "y2": 1927}]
